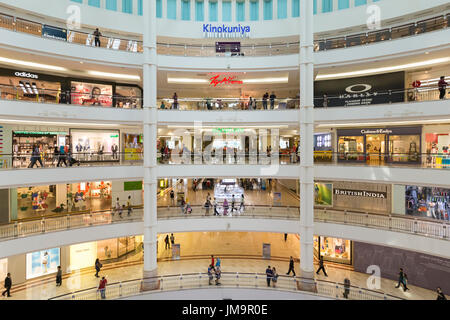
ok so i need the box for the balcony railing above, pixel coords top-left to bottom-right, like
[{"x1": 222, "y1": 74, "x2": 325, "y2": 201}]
[
  {"x1": 48, "y1": 272, "x2": 403, "y2": 300},
  {"x1": 0, "y1": 206, "x2": 448, "y2": 243},
  {"x1": 0, "y1": 12, "x2": 447, "y2": 56}
]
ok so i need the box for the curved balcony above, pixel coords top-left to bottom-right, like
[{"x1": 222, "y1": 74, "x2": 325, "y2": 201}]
[
  {"x1": 0, "y1": 12, "x2": 447, "y2": 58},
  {"x1": 1, "y1": 206, "x2": 448, "y2": 259},
  {"x1": 49, "y1": 273, "x2": 403, "y2": 301}
]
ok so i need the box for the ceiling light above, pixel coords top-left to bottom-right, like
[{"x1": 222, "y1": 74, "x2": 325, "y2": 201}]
[
  {"x1": 87, "y1": 71, "x2": 140, "y2": 80},
  {"x1": 243, "y1": 77, "x2": 289, "y2": 84},
  {"x1": 316, "y1": 57, "x2": 450, "y2": 80},
  {"x1": 0, "y1": 57, "x2": 67, "y2": 72},
  {"x1": 167, "y1": 78, "x2": 209, "y2": 84}
]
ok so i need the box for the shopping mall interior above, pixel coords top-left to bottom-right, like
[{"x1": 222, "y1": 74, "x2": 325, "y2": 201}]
[{"x1": 0, "y1": 0, "x2": 449, "y2": 303}]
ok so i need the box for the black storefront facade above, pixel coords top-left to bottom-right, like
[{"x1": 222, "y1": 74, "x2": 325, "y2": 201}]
[
  {"x1": 337, "y1": 126, "x2": 422, "y2": 164},
  {"x1": 0, "y1": 67, "x2": 142, "y2": 108}
]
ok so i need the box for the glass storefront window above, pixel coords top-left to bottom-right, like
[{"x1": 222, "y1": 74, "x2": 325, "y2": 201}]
[
  {"x1": 406, "y1": 186, "x2": 450, "y2": 221},
  {"x1": 389, "y1": 135, "x2": 420, "y2": 162},
  {"x1": 314, "y1": 236, "x2": 352, "y2": 265},
  {"x1": 115, "y1": 86, "x2": 142, "y2": 108},
  {"x1": 0, "y1": 75, "x2": 61, "y2": 103},
  {"x1": 26, "y1": 248, "x2": 60, "y2": 279},
  {"x1": 70, "y1": 129, "x2": 120, "y2": 162},
  {"x1": 338, "y1": 136, "x2": 364, "y2": 161}
]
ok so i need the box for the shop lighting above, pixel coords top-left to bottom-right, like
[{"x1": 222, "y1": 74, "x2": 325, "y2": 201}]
[
  {"x1": 167, "y1": 78, "x2": 209, "y2": 84},
  {"x1": 0, "y1": 56, "x2": 67, "y2": 72},
  {"x1": 316, "y1": 57, "x2": 450, "y2": 80},
  {"x1": 242, "y1": 77, "x2": 289, "y2": 84},
  {"x1": 18, "y1": 81, "x2": 27, "y2": 94},
  {"x1": 31, "y1": 83, "x2": 39, "y2": 95},
  {"x1": 167, "y1": 77, "x2": 289, "y2": 84},
  {"x1": 87, "y1": 71, "x2": 140, "y2": 81},
  {"x1": 24, "y1": 82, "x2": 33, "y2": 94}
]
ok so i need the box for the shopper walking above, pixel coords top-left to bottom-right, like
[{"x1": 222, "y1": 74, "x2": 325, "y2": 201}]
[
  {"x1": 438, "y1": 76, "x2": 448, "y2": 100},
  {"x1": 204, "y1": 199, "x2": 211, "y2": 215},
  {"x1": 170, "y1": 189, "x2": 175, "y2": 206},
  {"x1": 272, "y1": 267, "x2": 278, "y2": 288},
  {"x1": 215, "y1": 267, "x2": 221, "y2": 285},
  {"x1": 170, "y1": 233, "x2": 175, "y2": 247},
  {"x1": 180, "y1": 197, "x2": 185, "y2": 214},
  {"x1": 239, "y1": 194, "x2": 245, "y2": 212},
  {"x1": 343, "y1": 278, "x2": 350, "y2": 299},
  {"x1": 215, "y1": 257, "x2": 221, "y2": 268},
  {"x1": 208, "y1": 265, "x2": 214, "y2": 285},
  {"x1": 29, "y1": 144, "x2": 44, "y2": 168},
  {"x1": 231, "y1": 195, "x2": 236, "y2": 213},
  {"x1": 95, "y1": 258, "x2": 102, "y2": 278},
  {"x1": 395, "y1": 268, "x2": 409, "y2": 291},
  {"x1": 56, "y1": 266, "x2": 62, "y2": 287},
  {"x1": 286, "y1": 256, "x2": 296, "y2": 276},
  {"x1": 266, "y1": 266, "x2": 273, "y2": 287},
  {"x1": 127, "y1": 195, "x2": 133, "y2": 216},
  {"x1": 223, "y1": 199, "x2": 229, "y2": 216},
  {"x1": 93, "y1": 28, "x2": 102, "y2": 47},
  {"x1": 436, "y1": 287, "x2": 447, "y2": 300},
  {"x1": 114, "y1": 197, "x2": 120, "y2": 216},
  {"x1": 164, "y1": 234, "x2": 170, "y2": 250},
  {"x1": 172, "y1": 92, "x2": 178, "y2": 109},
  {"x1": 98, "y1": 276, "x2": 107, "y2": 299},
  {"x1": 211, "y1": 255, "x2": 215, "y2": 267},
  {"x1": 57, "y1": 145, "x2": 67, "y2": 167},
  {"x1": 316, "y1": 255, "x2": 328, "y2": 277},
  {"x1": 213, "y1": 200, "x2": 219, "y2": 216},
  {"x1": 284, "y1": 233, "x2": 288, "y2": 242},
  {"x1": 1, "y1": 273, "x2": 11, "y2": 298}
]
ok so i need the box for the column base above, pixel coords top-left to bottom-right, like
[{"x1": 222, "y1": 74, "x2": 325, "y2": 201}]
[
  {"x1": 296, "y1": 270, "x2": 317, "y2": 293},
  {"x1": 141, "y1": 269, "x2": 160, "y2": 292}
]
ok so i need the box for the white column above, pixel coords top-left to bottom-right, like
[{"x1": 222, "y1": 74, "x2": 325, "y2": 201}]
[
  {"x1": 218, "y1": 0, "x2": 223, "y2": 21},
  {"x1": 259, "y1": 0, "x2": 264, "y2": 21},
  {"x1": 118, "y1": 0, "x2": 122, "y2": 12},
  {"x1": 273, "y1": 0, "x2": 277, "y2": 19},
  {"x1": 205, "y1": 0, "x2": 209, "y2": 21},
  {"x1": 349, "y1": 0, "x2": 355, "y2": 8},
  {"x1": 100, "y1": 0, "x2": 106, "y2": 9},
  {"x1": 56, "y1": 184, "x2": 67, "y2": 209},
  {"x1": 333, "y1": 0, "x2": 338, "y2": 11},
  {"x1": 177, "y1": 0, "x2": 182, "y2": 19},
  {"x1": 162, "y1": 0, "x2": 167, "y2": 18},
  {"x1": 245, "y1": 0, "x2": 250, "y2": 21},
  {"x1": 133, "y1": 0, "x2": 139, "y2": 14},
  {"x1": 287, "y1": 0, "x2": 292, "y2": 18},
  {"x1": 143, "y1": 0, "x2": 159, "y2": 290},
  {"x1": 299, "y1": 0, "x2": 315, "y2": 290},
  {"x1": 191, "y1": 0, "x2": 196, "y2": 20},
  {"x1": 316, "y1": 0, "x2": 322, "y2": 14},
  {"x1": 232, "y1": 0, "x2": 236, "y2": 22}
]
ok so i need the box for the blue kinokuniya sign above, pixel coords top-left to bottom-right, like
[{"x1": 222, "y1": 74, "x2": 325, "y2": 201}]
[{"x1": 202, "y1": 24, "x2": 251, "y2": 39}]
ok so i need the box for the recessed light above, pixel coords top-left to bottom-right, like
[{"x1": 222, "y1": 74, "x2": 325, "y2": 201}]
[
  {"x1": 80, "y1": 61, "x2": 84, "y2": 64},
  {"x1": 425, "y1": 52, "x2": 430, "y2": 54}
]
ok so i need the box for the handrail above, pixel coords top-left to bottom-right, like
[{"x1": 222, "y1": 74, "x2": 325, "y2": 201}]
[
  {"x1": 0, "y1": 12, "x2": 447, "y2": 56},
  {"x1": 0, "y1": 206, "x2": 448, "y2": 244},
  {"x1": 48, "y1": 272, "x2": 405, "y2": 300}
]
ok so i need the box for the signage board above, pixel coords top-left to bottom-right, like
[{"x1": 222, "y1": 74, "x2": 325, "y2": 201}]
[
  {"x1": 334, "y1": 188, "x2": 387, "y2": 199},
  {"x1": 203, "y1": 24, "x2": 251, "y2": 38},
  {"x1": 42, "y1": 25, "x2": 67, "y2": 41}
]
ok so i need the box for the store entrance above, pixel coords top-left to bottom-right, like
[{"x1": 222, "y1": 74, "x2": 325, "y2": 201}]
[{"x1": 366, "y1": 134, "x2": 386, "y2": 165}]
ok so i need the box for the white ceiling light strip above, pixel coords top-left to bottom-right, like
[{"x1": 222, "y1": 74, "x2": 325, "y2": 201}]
[
  {"x1": 87, "y1": 70, "x2": 140, "y2": 80},
  {"x1": 0, "y1": 57, "x2": 67, "y2": 72},
  {"x1": 167, "y1": 77, "x2": 288, "y2": 84},
  {"x1": 316, "y1": 57, "x2": 450, "y2": 80}
]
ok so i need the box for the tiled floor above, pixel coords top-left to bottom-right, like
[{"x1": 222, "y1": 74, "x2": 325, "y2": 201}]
[{"x1": 5, "y1": 231, "x2": 447, "y2": 300}]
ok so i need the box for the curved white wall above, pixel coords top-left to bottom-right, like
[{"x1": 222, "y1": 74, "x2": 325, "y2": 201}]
[{"x1": 1, "y1": 217, "x2": 449, "y2": 260}]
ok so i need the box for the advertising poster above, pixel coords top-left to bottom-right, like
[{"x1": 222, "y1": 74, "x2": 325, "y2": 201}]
[
  {"x1": 314, "y1": 183, "x2": 333, "y2": 206},
  {"x1": 124, "y1": 133, "x2": 143, "y2": 160},
  {"x1": 172, "y1": 244, "x2": 180, "y2": 260},
  {"x1": 314, "y1": 71, "x2": 405, "y2": 107},
  {"x1": 26, "y1": 248, "x2": 60, "y2": 279},
  {"x1": 70, "y1": 81, "x2": 113, "y2": 107},
  {"x1": 262, "y1": 243, "x2": 271, "y2": 259},
  {"x1": 273, "y1": 192, "x2": 282, "y2": 206},
  {"x1": 71, "y1": 129, "x2": 120, "y2": 161},
  {"x1": 42, "y1": 25, "x2": 67, "y2": 41}
]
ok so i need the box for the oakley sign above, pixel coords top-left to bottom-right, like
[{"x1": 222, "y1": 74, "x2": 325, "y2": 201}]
[{"x1": 345, "y1": 84, "x2": 372, "y2": 93}]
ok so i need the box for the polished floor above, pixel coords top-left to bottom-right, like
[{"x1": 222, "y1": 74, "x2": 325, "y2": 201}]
[{"x1": 5, "y1": 231, "x2": 447, "y2": 300}]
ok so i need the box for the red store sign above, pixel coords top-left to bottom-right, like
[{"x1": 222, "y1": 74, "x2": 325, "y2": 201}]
[{"x1": 209, "y1": 73, "x2": 243, "y2": 87}]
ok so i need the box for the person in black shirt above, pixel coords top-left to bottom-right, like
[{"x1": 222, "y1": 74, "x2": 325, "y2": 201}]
[
  {"x1": 269, "y1": 92, "x2": 276, "y2": 109},
  {"x1": 265, "y1": 266, "x2": 273, "y2": 287},
  {"x1": 2, "y1": 273, "x2": 11, "y2": 297},
  {"x1": 93, "y1": 28, "x2": 102, "y2": 47},
  {"x1": 164, "y1": 234, "x2": 170, "y2": 250},
  {"x1": 436, "y1": 287, "x2": 447, "y2": 300},
  {"x1": 262, "y1": 92, "x2": 269, "y2": 110},
  {"x1": 395, "y1": 268, "x2": 409, "y2": 291},
  {"x1": 286, "y1": 256, "x2": 296, "y2": 276},
  {"x1": 316, "y1": 255, "x2": 328, "y2": 277}
]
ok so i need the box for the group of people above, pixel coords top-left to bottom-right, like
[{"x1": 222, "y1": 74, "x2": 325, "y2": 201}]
[
  {"x1": 28, "y1": 144, "x2": 81, "y2": 168},
  {"x1": 205, "y1": 193, "x2": 245, "y2": 216},
  {"x1": 113, "y1": 196, "x2": 134, "y2": 218},
  {"x1": 208, "y1": 255, "x2": 222, "y2": 286},
  {"x1": 164, "y1": 233, "x2": 175, "y2": 250}
]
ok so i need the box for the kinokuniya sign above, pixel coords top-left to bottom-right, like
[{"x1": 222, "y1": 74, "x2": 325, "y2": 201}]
[
  {"x1": 314, "y1": 71, "x2": 405, "y2": 107},
  {"x1": 334, "y1": 188, "x2": 387, "y2": 199},
  {"x1": 203, "y1": 24, "x2": 251, "y2": 38}
]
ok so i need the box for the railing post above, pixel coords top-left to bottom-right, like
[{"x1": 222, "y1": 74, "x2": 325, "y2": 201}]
[
  {"x1": 255, "y1": 273, "x2": 258, "y2": 288},
  {"x1": 443, "y1": 225, "x2": 447, "y2": 239},
  {"x1": 67, "y1": 214, "x2": 70, "y2": 230},
  {"x1": 14, "y1": 221, "x2": 18, "y2": 238},
  {"x1": 335, "y1": 283, "x2": 339, "y2": 299},
  {"x1": 89, "y1": 213, "x2": 93, "y2": 226},
  {"x1": 344, "y1": 210, "x2": 347, "y2": 224},
  {"x1": 414, "y1": 219, "x2": 418, "y2": 233},
  {"x1": 389, "y1": 215, "x2": 392, "y2": 230},
  {"x1": 366, "y1": 212, "x2": 369, "y2": 227},
  {"x1": 119, "y1": 282, "x2": 122, "y2": 297},
  {"x1": 41, "y1": 217, "x2": 45, "y2": 233},
  {"x1": 236, "y1": 272, "x2": 239, "y2": 287},
  {"x1": 180, "y1": 274, "x2": 183, "y2": 289}
]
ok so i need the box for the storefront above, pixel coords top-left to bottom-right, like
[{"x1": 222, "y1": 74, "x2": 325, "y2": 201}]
[
  {"x1": 0, "y1": 258, "x2": 7, "y2": 281},
  {"x1": 123, "y1": 133, "x2": 143, "y2": 160},
  {"x1": 402, "y1": 185, "x2": 450, "y2": 221},
  {"x1": 115, "y1": 85, "x2": 142, "y2": 108},
  {"x1": 26, "y1": 248, "x2": 60, "y2": 279},
  {"x1": 66, "y1": 181, "x2": 112, "y2": 212},
  {"x1": 316, "y1": 181, "x2": 392, "y2": 214},
  {"x1": 70, "y1": 129, "x2": 120, "y2": 162},
  {"x1": 423, "y1": 124, "x2": 450, "y2": 167},
  {"x1": 314, "y1": 132, "x2": 332, "y2": 162},
  {"x1": 12, "y1": 130, "x2": 69, "y2": 168},
  {"x1": 314, "y1": 236, "x2": 352, "y2": 265},
  {"x1": 337, "y1": 127, "x2": 421, "y2": 164}
]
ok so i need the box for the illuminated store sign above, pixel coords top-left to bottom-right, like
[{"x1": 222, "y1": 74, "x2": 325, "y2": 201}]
[
  {"x1": 13, "y1": 131, "x2": 67, "y2": 135},
  {"x1": 14, "y1": 72, "x2": 38, "y2": 79},
  {"x1": 334, "y1": 188, "x2": 386, "y2": 199},
  {"x1": 203, "y1": 24, "x2": 250, "y2": 38},
  {"x1": 212, "y1": 128, "x2": 245, "y2": 133},
  {"x1": 360, "y1": 129, "x2": 393, "y2": 135},
  {"x1": 209, "y1": 74, "x2": 243, "y2": 87}
]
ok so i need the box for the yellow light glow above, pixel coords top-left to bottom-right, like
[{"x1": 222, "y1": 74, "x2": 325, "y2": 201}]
[
  {"x1": 87, "y1": 70, "x2": 140, "y2": 80},
  {"x1": 0, "y1": 57, "x2": 67, "y2": 71}
]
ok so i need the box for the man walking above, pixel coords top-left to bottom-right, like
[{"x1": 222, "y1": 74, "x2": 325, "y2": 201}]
[
  {"x1": 269, "y1": 91, "x2": 276, "y2": 109},
  {"x1": 164, "y1": 234, "x2": 170, "y2": 250},
  {"x1": 284, "y1": 233, "x2": 288, "y2": 242},
  {"x1": 170, "y1": 189, "x2": 175, "y2": 206},
  {"x1": 93, "y1": 28, "x2": 102, "y2": 47},
  {"x1": 286, "y1": 256, "x2": 296, "y2": 276},
  {"x1": 316, "y1": 255, "x2": 328, "y2": 277},
  {"x1": 170, "y1": 233, "x2": 175, "y2": 248},
  {"x1": 56, "y1": 266, "x2": 62, "y2": 287},
  {"x1": 2, "y1": 273, "x2": 12, "y2": 297},
  {"x1": 436, "y1": 287, "x2": 447, "y2": 300},
  {"x1": 98, "y1": 276, "x2": 107, "y2": 299},
  {"x1": 438, "y1": 76, "x2": 448, "y2": 100},
  {"x1": 395, "y1": 268, "x2": 409, "y2": 291},
  {"x1": 265, "y1": 265, "x2": 273, "y2": 287}
]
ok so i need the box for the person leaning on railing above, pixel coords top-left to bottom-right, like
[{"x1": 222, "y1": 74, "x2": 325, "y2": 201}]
[{"x1": 438, "y1": 76, "x2": 448, "y2": 100}]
